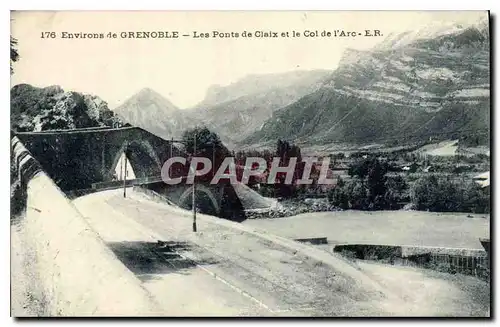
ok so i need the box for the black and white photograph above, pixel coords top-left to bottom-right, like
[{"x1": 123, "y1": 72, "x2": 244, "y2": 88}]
[{"x1": 9, "y1": 10, "x2": 491, "y2": 317}]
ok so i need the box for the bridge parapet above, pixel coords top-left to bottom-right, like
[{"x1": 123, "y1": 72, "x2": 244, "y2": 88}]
[
  {"x1": 12, "y1": 136, "x2": 43, "y2": 189},
  {"x1": 11, "y1": 136, "x2": 162, "y2": 315}
]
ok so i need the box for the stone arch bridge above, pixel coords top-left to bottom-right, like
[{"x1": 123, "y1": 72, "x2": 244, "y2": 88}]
[
  {"x1": 14, "y1": 126, "x2": 175, "y2": 191},
  {"x1": 12, "y1": 126, "x2": 251, "y2": 221}
]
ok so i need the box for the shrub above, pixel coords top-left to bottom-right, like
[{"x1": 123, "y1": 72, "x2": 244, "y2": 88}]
[
  {"x1": 329, "y1": 175, "x2": 409, "y2": 211},
  {"x1": 411, "y1": 175, "x2": 456, "y2": 212},
  {"x1": 330, "y1": 159, "x2": 410, "y2": 210},
  {"x1": 463, "y1": 182, "x2": 490, "y2": 214},
  {"x1": 256, "y1": 184, "x2": 275, "y2": 198},
  {"x1": 328, "y1": 177, "x2": 349, "y2": 209},
  {"x1": 411, "y1": 175, "x2": 489, "y2": 213},
  {"x1": 384, "y1": 175, "x2": 409, "y2": 209},
  {"x1": 347, "y1": 179, "x2": 369, "y2": 209},
  {"x1": 328, "y1": 178, "x2": 369, "y2": 210}
]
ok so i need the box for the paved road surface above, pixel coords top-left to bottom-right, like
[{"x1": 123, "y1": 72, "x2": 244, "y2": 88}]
[{"x1": 73, "y1": 189, "x2": 389, "y2": 317}]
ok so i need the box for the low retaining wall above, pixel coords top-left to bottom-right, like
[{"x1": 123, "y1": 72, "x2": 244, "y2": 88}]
[
  {"x1": 12, "y1": 137, "x2": 162, "y2": 316},
  {"x1": 333, "y1": 243, "x2": 489, "y2": 280}
]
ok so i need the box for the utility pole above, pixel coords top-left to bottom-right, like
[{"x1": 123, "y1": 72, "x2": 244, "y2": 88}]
[
  {"x1": 170, "y1": 137, "x2": 173, "y2": 178},
  {"x1": 212, "y1": 142, "x2": 215, "y2": 179},
  {"x1": 119, "y1": 152, "x2": 123, "y2": 180},
  {"x1": 192, "y1": 132, "x2": 197, "y2": 232},
  {"x1": 123, "y1": 142, "x2": 128, "y2": 198}
]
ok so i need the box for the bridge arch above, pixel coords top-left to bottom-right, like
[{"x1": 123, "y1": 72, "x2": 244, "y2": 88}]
[
  {"x1": 110, "y1": 140, "x2": 162, "y2": 179},
  {"x1": 178, "y1": 184, "x2": 221, "y2": 216}
]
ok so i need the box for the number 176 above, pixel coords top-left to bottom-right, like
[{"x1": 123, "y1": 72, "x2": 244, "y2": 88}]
[{"x1": 41, "y1": 32, "x2": 56, "y2": 39}]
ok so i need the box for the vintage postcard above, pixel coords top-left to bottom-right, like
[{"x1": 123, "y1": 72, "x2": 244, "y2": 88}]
[{"x1": 10, "y1": 11, "x2": 490, "y2": 317}]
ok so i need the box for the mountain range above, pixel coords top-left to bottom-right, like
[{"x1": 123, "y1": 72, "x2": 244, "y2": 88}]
[
  {"x1": 109, "y1": 18, "x2": 489, "y2": 151},
  {"x1": 111, "y1": 70, "x2": 331, "y2": 146},
  {"x1": 10, "y1": 18, "x2": 490, "y2": 153},
  {"x1": 245, "y1": 20, "x2": 490, "y2": 148},
  {"x1": 186, "y1": 70, "x2": 331, "y2": 147}
]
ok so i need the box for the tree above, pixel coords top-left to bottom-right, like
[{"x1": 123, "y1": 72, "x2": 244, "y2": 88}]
[
  {"x1": 348, "y1": 158, "x2": 370, "y2": 179},
  {"x1": 181, "y1": 127, "x2": 230, "y2": 180},
  {"x1": 411, "y1": 175, "x2": 456, "y2": 212},
  {"x1": 411, "y1": 175, "x2": 489, "y2": 213},
  {"x1": 331, "y1": 158, "x2": 397, "y2": 210},
  {"x1": 273, "y1": 139, "x2": 304, "y2": 198},
  {"x1": 276, "y1": 139, "x2": 290, "y2": 161},
  {"x1": 366, "y1": 158, "x2": 388, "y2": 208},
  {"x1": 331, "y1": 153, "x2": 345, "y2": 160},
  {"x1": 328, "y1": 177, "x2": 368, "y2": 210},
  {"x1": 182, "y1": 126, "x2": 229, "y2": 156},
  {"x1": 384, "y1": 175, "x2": 409, "y2": 209},
  {"x1": 328, "y1": 177, "x2": 349, "y2": 209},
  {"x1": 11, "y1": 36, "x2": 19, "y2": 75}
]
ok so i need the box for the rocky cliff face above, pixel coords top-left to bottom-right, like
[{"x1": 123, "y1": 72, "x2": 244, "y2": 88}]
[
  {"x1": 245, "y1": 20, "x2": 490, "y2": 148},
  {"x1": 11, "y1": 84, "x2": 123, "y2": 132}
]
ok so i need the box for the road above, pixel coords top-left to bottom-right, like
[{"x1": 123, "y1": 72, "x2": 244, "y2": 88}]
[
  {"x1": 72, "y1": 189, "x2": 390, "y2": 317},
  {"x1": 71, "y1": 189, "x2": 490, "y2": 317}
]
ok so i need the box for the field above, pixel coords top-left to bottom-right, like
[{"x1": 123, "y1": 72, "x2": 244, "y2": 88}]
[
  {"x1": 413, "y1": 140, "x2": 459, "y2": 156},
  {"x1": 243, "y1": 210, "x2": 489, "y2": 249}
]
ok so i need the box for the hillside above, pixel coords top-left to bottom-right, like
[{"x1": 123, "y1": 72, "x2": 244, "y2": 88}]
[
  {"x1": 244, "y1": 20, "x2": 490, "y2": 148},
  {"x1": 187, "y1": 70, "x2": 331, "y2": 146},
  {"x1": 11, "y1": 84, "x2": 124, "y2": 132},
  {"x1": 113, "y1": 88, "x2": 193, "y2": 140}
]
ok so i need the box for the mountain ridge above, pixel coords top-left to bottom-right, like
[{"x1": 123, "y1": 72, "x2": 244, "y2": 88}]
[
  {"x1": 112, "y1": 87, "x2": 193, "y2": 139},
  {"x1": 192, "y1": 69, "x2": 332, "y2": 110},
  {"x1": 243, "y1": 20, "x2": 490, "y2": 148},
  {"x1": 185, "y1": 70, "x2": 332, "y2": 146}
]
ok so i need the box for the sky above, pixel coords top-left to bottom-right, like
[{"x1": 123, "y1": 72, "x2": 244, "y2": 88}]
[{"x1": 11, "y1": 11, "x2": 487, "y2": 109}]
